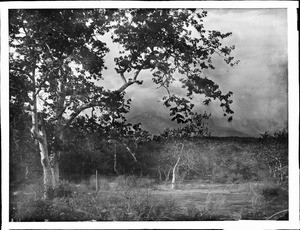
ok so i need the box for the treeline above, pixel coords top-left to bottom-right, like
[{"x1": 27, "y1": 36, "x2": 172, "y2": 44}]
[{"x1": 10, "y1": 109, "x2": 288, "y2": 187}]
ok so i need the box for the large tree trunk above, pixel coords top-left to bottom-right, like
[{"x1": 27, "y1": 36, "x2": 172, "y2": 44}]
[
  {"x1": 31, "y1": 78, "x2": 56, "y2": 198},
  {"x1": 38, "y1": 133, "x2": 53, "y2": 199},
  {"x1": 171, "y1": 156, "x2": 181, "y2": 189},
  {"x1": 50, "y1": 78, "x2": 66, "y2": 189},
  {"x1": 50, "y1": 152, "x2": 60, "y2": 189}
]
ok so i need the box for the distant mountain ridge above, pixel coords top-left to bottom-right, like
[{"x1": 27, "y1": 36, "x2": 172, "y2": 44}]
[
  {"x1": 127, "y1": 112, "x2": 181, "y2": 135},
  {"x1": 127, "y1": 112, "x2": 250, "y2": 137}
]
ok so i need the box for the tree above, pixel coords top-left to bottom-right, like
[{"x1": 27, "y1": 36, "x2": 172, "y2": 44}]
[
  {"x1": 10, "y1": 9, "x2": 238, "y2": 198},
  {"x1": 10, "y1": 9, "x2": 117, "y2": 198},
  {"x1": 156, "y1": 140, "x2": 202, "y2": 189}
]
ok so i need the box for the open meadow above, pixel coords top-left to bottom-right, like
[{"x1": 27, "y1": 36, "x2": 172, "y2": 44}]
[{"x1": 10, "y1": 175, "x2": 288, "y2": 221}]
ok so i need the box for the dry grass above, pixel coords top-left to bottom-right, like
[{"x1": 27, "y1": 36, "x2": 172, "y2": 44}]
[{"x1": 10, "y1": 177, "x2": 288, "y2": 221}]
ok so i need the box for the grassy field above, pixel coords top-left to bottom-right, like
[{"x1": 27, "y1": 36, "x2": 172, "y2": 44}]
[
  {"x1": 153, "y1": 181, "x2": 287, "y2": 220},
  {"x1": 10, "y1": 176, "x2": 288, "y2": 221}
]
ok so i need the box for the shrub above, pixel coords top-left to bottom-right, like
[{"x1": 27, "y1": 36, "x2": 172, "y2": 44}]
[
  {"x1": 114, "y1": 175, "x2": 155, "y2": 189},
  {"x1": 258, "y1": 183, "x2": 285, "y2": 200},
  {"x1": 11, "y1": 197, "x2": 51, "y2": 221},
  {"x1": 54, "y1": 179, "x2": 73, "y2": 198},
  {"x1": 136, "y1": 177, "x2": 156, "y2": 188},
  {"x1": 213, "y1": 172, "x2": 228, "y2": 184},
  {"x1": 114, "y1": 175, "x2": 127, "y2": 188},
  {"x1": 88, "y1": 174, "x2": 111, "y2": 191}
]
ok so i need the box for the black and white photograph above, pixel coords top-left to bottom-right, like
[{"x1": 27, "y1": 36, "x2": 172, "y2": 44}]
[{"x1": 1, "y1": 1, "x2": 299, "y2": 228}]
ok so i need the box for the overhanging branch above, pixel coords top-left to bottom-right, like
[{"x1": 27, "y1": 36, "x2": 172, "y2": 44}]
[
  {"x1": 65, "y1": 101, "x2": 106, "y2": 126},
  {"x1": 116, "y1": 69, "x2": 142, "y2": 93}
]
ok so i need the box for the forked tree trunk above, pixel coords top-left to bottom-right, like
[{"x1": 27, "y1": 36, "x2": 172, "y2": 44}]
[
  {"x1": 163, "y1": 167, "x2": 172, "y2": 182},
  {"x1": 34, "y1": 116, "x2": 60, "y2": 198},
  {"x1": 166, "y1": 168, "x2": 172, "y2": 182},
  {"x1": 171, "y1": 156, "x2": 181, "y2": 189},
  {"x1": 31, "y1": 89, "x2": 56, "y2": 198},
  {"x1": 156, "y1": 168, "x2": 162, "y2": 181}
]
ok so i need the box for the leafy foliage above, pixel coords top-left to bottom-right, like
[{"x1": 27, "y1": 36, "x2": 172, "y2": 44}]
[{"x1": 111, "y1": 9, "x2": 238, "y2": 123}]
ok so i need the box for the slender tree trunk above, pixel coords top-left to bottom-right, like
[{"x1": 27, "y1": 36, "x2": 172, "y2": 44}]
[
  {"x1": 166, "y1": 168, "x2": 172, "y2": 182},
  {"x1": 171, "y1": 156, "x2": 181, "y2": 189},
  {"x1": 113, "y1": 143, "x2": 119, "y2": 175},
  {"x1": 95, "y1": 170, "x2": 98, "y2": 192},
  {"x1": 156, "y1": 168, "x2": 162, "y2": 181}
]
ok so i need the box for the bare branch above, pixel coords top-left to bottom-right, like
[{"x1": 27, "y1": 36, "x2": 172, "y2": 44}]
[
  {"x1": 116, "y1": 80, "x2": 136, "y2": 93},
  {"x1": 161, "y1": 84, "x2": 171, "y2": 99},
  {"x1": 122, "y1": 142, "x2": 137, "y2": 162},
  {"x1": 119, "y1": 72, "x2": 127, "y2": 84},
  {"x1": 133, "y1": 69, "x2": 141, "y2": 81},
  {"x1": 116, "y1": 69, "x2": 143, "y2": 93}
]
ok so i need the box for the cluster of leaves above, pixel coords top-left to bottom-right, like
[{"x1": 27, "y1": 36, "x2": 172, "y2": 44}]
[
  {"x1": 158, "y1": 112, "x2": 211, "y2": 139},
  {"x1": 259, "y1": 128, "x2": 288, "y2": 142}
]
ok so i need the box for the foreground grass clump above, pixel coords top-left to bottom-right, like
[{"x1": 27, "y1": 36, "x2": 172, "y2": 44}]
[
  {"x1": 10, "y1": 177, "x2": 179, "y2": 221},
  {"x1": 10, "y1": 176, "x2": 288, "y2": 221}
]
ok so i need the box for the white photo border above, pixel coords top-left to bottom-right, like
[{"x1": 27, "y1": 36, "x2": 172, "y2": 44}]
[{"x1": 1, "y1": 1, "x2": 299, "y2": 230}]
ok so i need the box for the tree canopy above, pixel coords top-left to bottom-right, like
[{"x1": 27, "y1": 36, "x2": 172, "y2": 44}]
[{"x1": 10, "y1": 9, "x2": 238, "y2": 134}]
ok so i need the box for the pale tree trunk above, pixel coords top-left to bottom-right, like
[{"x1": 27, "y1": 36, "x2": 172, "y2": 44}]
[
  {"x1": 35, "y1": 113, "x2": 54, "y2": 198},
  {"x1": 171, "y1": 156, "x2": 181, "y2": 189},
  {"x1": 39, "y1": 137, "x2": 53, "y2": 199},
  {"x1": 166, "y1": 167, "x2": 172, "y2": 182},
  {"x1": 50, "y1": 79, "x2": 67, "y2": 189},
  {"x1": 31, "y1": 72, "x2": 55, "y2": 198},
  {"x1": 50, "y1": 123, "x2": 64, "y2": 190},
  {"x1": 49, "y1": 152, "x2": 60, "y2": 188}
]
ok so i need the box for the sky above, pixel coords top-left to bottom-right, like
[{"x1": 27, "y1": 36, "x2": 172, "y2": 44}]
[{"x1": 97, "y1": 9, "x2": 288, "y2": 137}]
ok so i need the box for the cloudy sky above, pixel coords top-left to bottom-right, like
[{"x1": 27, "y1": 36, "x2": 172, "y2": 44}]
[{"x1": 97, "y1": 9, "x2": 288, "y2": 137}]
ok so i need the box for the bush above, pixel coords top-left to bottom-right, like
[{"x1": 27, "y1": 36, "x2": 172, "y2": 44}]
[
  {"x1": 11, "y1": 197, "x2": 51, "y2": 221},
  {"x1": 258, "y1": 183, "x2": 283, "y2": 199},
  {"x1": 88, "y1": 174, "x2": 111, "y2": 191},
  {"x1": 114, "y1": 175, "x2": 127, "y2": 188},
  {"x1": 212, "y1": 172, "x2": 228, "y2": 184},
  {"x1": 54, "y1": 179, "x2": 73, "y2": 198},
  {"x1": 136, "y1": 177, "x2": 156, "y2": 188}
]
